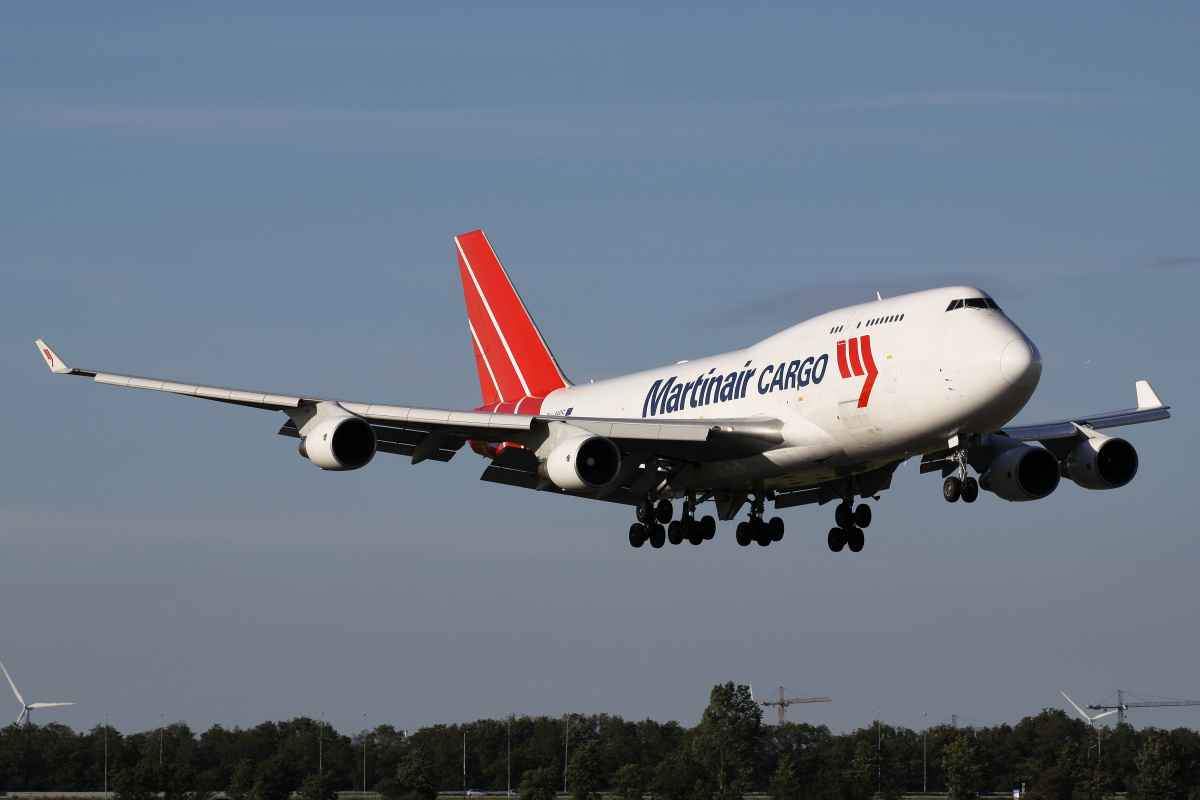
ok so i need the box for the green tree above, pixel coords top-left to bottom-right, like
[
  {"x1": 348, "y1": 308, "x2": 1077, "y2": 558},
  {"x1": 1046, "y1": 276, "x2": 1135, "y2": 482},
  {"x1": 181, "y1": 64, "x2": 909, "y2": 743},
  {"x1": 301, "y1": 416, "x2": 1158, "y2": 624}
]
[
  {"x1": 566, "y1": 742, "x2": 604, "y2": 800},
  {"x1": 227, "y1": 760, "x2": 256, "y2": 800},
  {"x1": 844, "y1": 740, "x2": 877, "y2": 800},
  {"x1": 652, "y1": 750, "x2": 705, "y2": 800},
  {"x1": 1132, "y1": 733, "x2": 1180, "y2": 800},
  {"x1": 113, "y1": 762, "x2": 157, "y2": 800},
  {"x1": 611, "y1": 764, "x2": 649, "y2": 800},
  {"x1": 691, "y1": 682, "x2": 761, "y2": 800},
  {"x1": 767, "y1": 755, "x2": 801, "y2": 800},
  {"x1": 299, "y1": 773, "x2": 338, "y2": 800},
  {"x1": 519, "y1": 766, "x2": 558, "y2": 800},
  {"x1": 943, "y1": 732, "x2": 986, "y2": 800},
  {"x1": 379, "y1": 748, "x2": 436, "y2": 800}
]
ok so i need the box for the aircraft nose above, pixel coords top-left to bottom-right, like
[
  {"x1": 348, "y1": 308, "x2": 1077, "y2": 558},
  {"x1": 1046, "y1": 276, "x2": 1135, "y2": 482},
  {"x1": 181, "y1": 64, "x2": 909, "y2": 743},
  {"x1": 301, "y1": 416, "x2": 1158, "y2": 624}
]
[{"x1": 1000, "y1": 337, "x2": 1042, "y2": 389}]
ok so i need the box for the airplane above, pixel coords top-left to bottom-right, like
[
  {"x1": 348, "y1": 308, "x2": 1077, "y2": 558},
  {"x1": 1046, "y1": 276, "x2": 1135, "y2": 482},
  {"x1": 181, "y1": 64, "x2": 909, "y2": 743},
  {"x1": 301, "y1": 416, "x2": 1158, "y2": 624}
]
[{"x1": 35, "y1": 230, "x2": 1170, "y2": 553}]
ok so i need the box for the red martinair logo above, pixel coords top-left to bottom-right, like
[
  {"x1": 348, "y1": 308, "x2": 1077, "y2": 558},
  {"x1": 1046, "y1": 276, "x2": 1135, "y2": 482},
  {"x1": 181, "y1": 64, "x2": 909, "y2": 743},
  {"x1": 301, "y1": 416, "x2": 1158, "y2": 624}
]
[
  {"x1": 43, "y1": 349, "x2": 54, "y2": 368},
  {"x1": 835, "y1": 335, "x2": 879, "y2": 408}
]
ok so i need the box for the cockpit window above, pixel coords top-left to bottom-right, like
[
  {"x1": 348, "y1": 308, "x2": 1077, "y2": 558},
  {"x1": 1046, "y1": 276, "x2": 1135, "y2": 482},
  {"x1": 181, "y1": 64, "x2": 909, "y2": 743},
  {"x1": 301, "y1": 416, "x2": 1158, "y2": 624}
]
[{"x1": 946, "y1": 297, "x2": 1001, "y2": 312}]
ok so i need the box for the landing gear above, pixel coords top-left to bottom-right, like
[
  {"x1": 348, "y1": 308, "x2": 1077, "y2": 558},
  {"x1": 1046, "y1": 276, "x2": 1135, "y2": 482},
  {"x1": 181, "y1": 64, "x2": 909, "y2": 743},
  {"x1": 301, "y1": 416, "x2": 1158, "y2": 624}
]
[
  {"x1": 943, "y1": 476, "x2": 961, "y2": 502},
  {"x1": 631, "y1": 494, "x2": 717, "y2": 549},
  {"x1": 736, "y1": 494, "x2": 784, "y2": 547},
  {"x1": 961, "y1": 476, "x2": 979, "y2": 503},
  {"x1": 830, "y1": 496, "x2": 868, "y2": 554}
]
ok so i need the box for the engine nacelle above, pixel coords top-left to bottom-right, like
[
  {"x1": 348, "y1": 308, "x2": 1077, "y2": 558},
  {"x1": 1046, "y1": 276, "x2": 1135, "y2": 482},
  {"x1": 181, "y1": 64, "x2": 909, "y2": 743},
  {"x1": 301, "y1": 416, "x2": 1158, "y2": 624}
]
[
  {"x1": 979, "y1": 442, "x2": 1060, "y2": 501},
  {"x1": 540, "y1": 434, "x2": 621, "y2": 492},
  {"x1": 1063, "y1": 434, "x2": 1138, "y2": 490},
  {"x1": 299, "y1": 414, "x2": 377, "y2": 471}
]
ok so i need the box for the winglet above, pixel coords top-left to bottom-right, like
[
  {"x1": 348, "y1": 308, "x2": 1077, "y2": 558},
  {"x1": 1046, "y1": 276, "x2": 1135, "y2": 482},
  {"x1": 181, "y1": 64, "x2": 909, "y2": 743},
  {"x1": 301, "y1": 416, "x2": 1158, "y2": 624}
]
[
  {"x1": 35, "y1": 340, "x2": 73, "y2": 374},
  {"x1": 1135, "y1": 380, "x2": 1164, "y2": 409}
]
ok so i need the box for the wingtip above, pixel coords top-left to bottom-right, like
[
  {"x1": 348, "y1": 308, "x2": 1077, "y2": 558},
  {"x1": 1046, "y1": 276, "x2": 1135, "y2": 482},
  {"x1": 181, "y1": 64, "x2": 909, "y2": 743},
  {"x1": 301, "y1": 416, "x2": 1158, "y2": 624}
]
[
  {"x1": 34, "y1": 340, "x2": 72, "y2": 374},
  {"x1": 1135, "y1": 380, "x2": 1164, "y2": 409}
]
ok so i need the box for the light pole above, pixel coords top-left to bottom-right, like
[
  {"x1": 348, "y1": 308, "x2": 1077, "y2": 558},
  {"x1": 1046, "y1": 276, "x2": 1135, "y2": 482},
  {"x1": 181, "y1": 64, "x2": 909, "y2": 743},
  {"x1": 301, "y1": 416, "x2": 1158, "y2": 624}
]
[
  {"x1": 507, "y1": 714, "x2": 512, "y2": 798},
  {"x1": 363, "y1": 713, "x2": 368, "y2": 797},
  {"x1": 104, "y1": 713, "x2": 108, "y2": 799},
  {"x1": 876, "y1": 713, "x2": 881, "y2": 797},
  {"x1": 922, "y1": 712, "x2": 927, "y2": 793},
  {"x1": 160, "y1": 714, "x2": 164, "y2": 764},
  {"x1": 319, "y1": 713, "x2": 324, "y2": 774},
  {"x1": 463, "y1": 728, "x2": 468, "y2": 799},
  {"x1": 563, "y1": 714, "x2": 570, "y2": 794}
]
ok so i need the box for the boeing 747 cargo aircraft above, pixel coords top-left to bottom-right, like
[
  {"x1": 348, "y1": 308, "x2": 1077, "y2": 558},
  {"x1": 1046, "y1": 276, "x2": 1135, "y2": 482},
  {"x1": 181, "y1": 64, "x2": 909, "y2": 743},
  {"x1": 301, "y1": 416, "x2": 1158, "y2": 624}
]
[{"x1": 36, "y1": 231, "x2": 1170, "y2": 552}]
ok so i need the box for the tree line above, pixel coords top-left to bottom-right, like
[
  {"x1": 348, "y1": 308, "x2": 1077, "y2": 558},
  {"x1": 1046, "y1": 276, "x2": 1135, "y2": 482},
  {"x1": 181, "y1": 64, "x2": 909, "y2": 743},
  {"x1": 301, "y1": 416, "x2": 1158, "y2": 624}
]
[{"x1": 2, "y1": 683, "x2": 1198, "y2": 800}]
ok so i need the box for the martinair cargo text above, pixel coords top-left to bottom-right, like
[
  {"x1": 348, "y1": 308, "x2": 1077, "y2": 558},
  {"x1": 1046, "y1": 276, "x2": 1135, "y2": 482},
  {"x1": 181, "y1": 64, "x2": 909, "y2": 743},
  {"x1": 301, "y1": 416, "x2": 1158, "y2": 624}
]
[{"x1": 36, "y1": 231, "x2": 1171, "y2": 552}]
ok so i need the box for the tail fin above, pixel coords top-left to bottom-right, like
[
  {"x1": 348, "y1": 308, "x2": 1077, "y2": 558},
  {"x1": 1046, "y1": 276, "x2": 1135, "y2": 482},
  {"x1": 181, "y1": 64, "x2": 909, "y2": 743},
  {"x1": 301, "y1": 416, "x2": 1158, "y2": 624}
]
[{"x1": 455, "y1": 230, "x2": 571, "y2": 407}]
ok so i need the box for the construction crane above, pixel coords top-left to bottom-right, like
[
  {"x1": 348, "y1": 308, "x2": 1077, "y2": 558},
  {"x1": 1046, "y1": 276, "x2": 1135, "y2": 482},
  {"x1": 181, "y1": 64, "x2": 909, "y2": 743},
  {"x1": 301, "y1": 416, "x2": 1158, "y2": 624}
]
[
  {"x1": 1085, "y1": 690, "x2": 1200, "y2": 724},
  {"x1": 756, "y1": 686, "x2": 831, "y2": 726}
]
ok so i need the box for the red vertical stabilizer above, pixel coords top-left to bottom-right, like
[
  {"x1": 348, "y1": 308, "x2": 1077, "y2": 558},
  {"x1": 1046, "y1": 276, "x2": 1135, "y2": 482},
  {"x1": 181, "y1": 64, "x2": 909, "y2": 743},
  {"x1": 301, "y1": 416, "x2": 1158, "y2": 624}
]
[{"x1": 455, "y1": 230, "x2": 571, "y2": 409}]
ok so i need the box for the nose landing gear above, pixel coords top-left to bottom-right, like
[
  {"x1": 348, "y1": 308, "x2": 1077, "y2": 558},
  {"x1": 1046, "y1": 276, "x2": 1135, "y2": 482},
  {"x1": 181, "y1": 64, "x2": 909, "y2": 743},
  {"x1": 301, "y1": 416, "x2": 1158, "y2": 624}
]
[{"x1": 942, "y1": 450, "x2": 979, "y2": 503}]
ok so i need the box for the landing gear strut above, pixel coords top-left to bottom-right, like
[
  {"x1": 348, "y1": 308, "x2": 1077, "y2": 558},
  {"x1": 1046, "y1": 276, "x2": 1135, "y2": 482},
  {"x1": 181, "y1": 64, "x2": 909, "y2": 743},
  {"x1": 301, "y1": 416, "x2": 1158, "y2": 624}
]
[
  {"x1": 630, "y1": 494, "x2": 715, "y2": 549},
  {"x1": 943, "y1": 450, "x2": 979, "y2": 504},
  {"x1": 829, "y1": 490, "x2": 869, "y2": 554},
  {"x1": 736, "y1": 495, "x2": 784, "y2": 547}
]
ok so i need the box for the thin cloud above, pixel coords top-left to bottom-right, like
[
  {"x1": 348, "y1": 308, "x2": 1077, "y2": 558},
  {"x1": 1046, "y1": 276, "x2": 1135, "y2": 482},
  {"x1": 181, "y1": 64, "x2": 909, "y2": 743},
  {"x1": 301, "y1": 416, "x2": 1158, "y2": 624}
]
[
  {"x1": 1147, "y1": 256, "x2": 1200, "y2": 269},
  {"x1": 841, "y1": 91, "x2": 1114, "y2": 108},
  {"x1": 715, "y1": 275, "x2": 1024, "y2": 327}
]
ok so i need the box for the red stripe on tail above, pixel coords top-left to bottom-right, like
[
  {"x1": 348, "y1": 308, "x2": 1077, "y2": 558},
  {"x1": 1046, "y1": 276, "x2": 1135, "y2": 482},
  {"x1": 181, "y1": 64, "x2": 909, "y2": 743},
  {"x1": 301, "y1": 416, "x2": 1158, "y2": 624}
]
[{"x1": 456, "y1": 231, "x2": 571, "y2": 405}]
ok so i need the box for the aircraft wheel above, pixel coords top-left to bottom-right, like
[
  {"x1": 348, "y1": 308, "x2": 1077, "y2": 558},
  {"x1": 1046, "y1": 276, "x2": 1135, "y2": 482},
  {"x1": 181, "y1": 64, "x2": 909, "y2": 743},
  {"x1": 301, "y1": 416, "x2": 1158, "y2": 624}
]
[
  {"x1": 736, "y1": 522, "x2": 752, "y2": 547},
  {"x1": 854, "y1": 504, "x2": 872, "y2": 528},
  {"x1": 687, "y1": 524, "x2": 704, "y2": 545},
  {"x1": 835, "y1": 502, "x2": 853, "y2": 529},
  {"x1": 629, "y1": 523, "x2": 646, "y2": 548},
  {"x1": 649, "y1": 523, "x2": 666, "y2": 548},
  {"x1": 701, "y1": 515, "x2": 716, "y2": 540},
  {"x1": 847, "y1": 527, "x2": 865, "y2": 552},
  {"x1": 769, "y1": 517, "x2": 785, "y2": 542},
  {"x1": 636, "y1": 499, "x2": 655, "y2": 524},
  {"x1": 961, "y1": 476, "x2": 979, "y2": 503},
  {"x1": 943, "y1": 476, "x2": 962, "y2": 502},
  {"x1": 827, "y1": 527, "x2": 846, "y2": 552},
  {"x1": 667, "y1": 521, "x2": 683, "y2": 545},
  {"x1": 656, "y1": 499, "x2": 674, "y2": 524},
  {"x1": 755, "y1": 522, "x2": 772, "y2": 546}
]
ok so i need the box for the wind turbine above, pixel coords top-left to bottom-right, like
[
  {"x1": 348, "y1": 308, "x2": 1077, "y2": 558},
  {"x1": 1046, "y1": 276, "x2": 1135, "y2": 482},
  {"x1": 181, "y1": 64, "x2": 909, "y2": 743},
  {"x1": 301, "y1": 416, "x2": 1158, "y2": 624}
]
[
  {"x1": 1, "y1": 661, "x2": 74, "y2": 725},
  {"x1": 1061, "y1": 691, "x2": 1117, "y2": 759}
]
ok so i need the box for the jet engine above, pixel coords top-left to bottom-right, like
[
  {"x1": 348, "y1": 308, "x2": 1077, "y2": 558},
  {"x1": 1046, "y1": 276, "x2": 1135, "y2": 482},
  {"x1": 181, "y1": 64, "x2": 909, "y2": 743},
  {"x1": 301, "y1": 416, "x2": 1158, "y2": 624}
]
[
  {"x1": 540, "y1": 434, "x2": 621, "y2": 492},
  {"x1": 299, "y1": 413, "x2": 377, "y2": 471},
  {"x1": 1062, "y1": 434, "x2": 1138, "y2": 490},
  {"x1": 979, "y1": 441, "x2": 1060, "y2": 501}
]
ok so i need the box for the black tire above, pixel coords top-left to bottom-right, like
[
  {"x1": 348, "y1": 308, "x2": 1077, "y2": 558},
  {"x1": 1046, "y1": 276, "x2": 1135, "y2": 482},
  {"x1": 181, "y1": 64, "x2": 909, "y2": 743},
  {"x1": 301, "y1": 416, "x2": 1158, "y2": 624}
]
[
  {"x1": 667, "y1": 521, "x2": 683, "y2": 545},
  {"x1": 688, "y1": 523, "x2": 704, "y2": 546},
  {"x1": 835, "y1": 503, "x2": 853, "y2": 529},
  {"x1": 755, "y1": 522, "x2": 771, "y2": 547},
  {"x1": 854, "y1": 504, "x2": 872, "y2": 528},
  {"x1": 736, "y1": 522, "x2": 751, "y2": 546},
  {"x1": 629, "y1": 523, "x2": 646, "y2": 548},
  {"x1": 649, "y1": 523, "x2": 666, "y2": 548},
  {"x1": 656, "y1": 499, "x2": 674, "y2": 524},
  {"x1": 768, "y1": 517, "x2": 785, "y2": 542},
  {"x1": 701, "y1": 515, "x2": 717, "y2": 540},
  {"x1": 848, "y1": 527, "x2": 865, "y2": 552},
  {"x1": 828, "y1": 527, "x2": 846, "y2": 552},
  {"x1": 943, "y1": 476, "x2": 962, "y2": 502},
  {"x1": 636, "y1": 499, "x2": 654, "y2": 524},
  {"x1": 961, "y1": 476, "x2": 979, "y2": 503}
]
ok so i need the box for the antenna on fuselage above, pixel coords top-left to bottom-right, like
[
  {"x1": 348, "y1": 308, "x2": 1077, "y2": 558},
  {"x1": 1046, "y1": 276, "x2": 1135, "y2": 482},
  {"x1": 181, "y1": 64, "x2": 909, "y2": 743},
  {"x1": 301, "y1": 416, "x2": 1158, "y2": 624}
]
[{"x1": 876, "y1": 292, "x2": 882, "y2": 301}]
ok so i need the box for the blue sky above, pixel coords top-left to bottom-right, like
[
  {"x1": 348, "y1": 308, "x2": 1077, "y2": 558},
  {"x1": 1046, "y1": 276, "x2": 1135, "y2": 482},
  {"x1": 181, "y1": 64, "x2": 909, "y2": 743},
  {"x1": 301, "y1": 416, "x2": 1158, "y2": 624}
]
[{"x1": 3, "y1": 3, "x2": 1199, "y2": 740}]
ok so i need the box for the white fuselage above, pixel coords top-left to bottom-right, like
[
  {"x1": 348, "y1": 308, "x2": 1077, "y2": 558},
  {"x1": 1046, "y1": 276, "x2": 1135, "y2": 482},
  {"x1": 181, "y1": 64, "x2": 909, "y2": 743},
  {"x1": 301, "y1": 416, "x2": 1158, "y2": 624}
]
[{"x1": 537, "y1": 286, "x2": 1041, "y2": 492}]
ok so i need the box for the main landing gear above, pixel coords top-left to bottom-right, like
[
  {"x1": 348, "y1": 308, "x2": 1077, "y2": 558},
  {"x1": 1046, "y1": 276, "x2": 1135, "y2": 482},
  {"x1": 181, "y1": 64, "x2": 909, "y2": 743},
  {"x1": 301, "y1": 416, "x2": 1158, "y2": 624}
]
[
  {"x1": 628, "y1": 497, "x2": 715, "y2": 549},
  {"x1": 827, "y1": 499, "x2": 870, "y2": 553},
  {"x1": 735, "y1": 495, "x2": 784, "y2": 547},
  {"x1": 942, "y1": 450, "x2": 979, "y2": 504}
]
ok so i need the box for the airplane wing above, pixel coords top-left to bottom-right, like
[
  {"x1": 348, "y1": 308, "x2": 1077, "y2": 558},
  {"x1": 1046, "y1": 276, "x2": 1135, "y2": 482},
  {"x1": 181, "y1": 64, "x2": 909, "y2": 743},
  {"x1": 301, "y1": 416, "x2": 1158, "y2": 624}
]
[
  {"x1": 34, "y1": 341, "x2": 782, "y2": 470},
  {"x1": 998, "y1": 380, "x2": 1170, "y2": 442}
]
